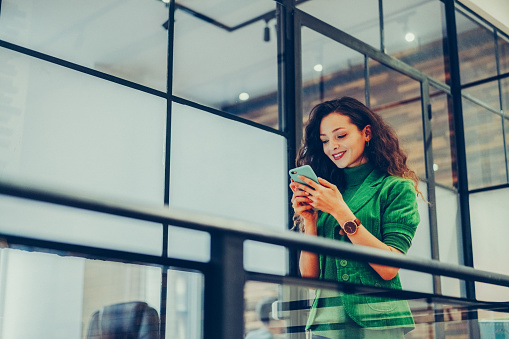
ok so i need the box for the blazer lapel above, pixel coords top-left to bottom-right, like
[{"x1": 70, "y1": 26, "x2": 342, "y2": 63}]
[{"x1": 347, "y1": 169, "x2": 386, "y2": 214}]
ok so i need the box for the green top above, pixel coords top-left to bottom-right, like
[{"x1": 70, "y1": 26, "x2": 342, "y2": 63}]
[{"x1": 306, "y1": 162, "x2": 420, "y2": 334}]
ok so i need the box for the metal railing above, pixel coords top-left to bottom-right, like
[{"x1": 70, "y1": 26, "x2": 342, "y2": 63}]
[{"x1": 1, "y1": 179, "x2": 509, "y2": 338}]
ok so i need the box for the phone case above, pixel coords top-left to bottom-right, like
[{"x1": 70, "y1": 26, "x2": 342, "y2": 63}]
[{"x1": 289, "y1": 165, "x2": 319, "y2": 186}]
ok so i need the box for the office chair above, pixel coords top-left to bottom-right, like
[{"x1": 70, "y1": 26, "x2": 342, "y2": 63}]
[{"x1": 87, "y1": 301, "x2": 160, "y2": 339}]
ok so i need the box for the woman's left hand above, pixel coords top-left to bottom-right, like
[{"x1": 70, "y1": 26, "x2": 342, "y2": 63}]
[{"x1": 292, "y1": 176, "x2": 352, "y2": 218}]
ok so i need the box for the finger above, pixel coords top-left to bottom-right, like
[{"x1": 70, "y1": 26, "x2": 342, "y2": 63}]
[
  {"x1": 317, "y1": 177, "x2": 335, "y2": 189},
  {"x1": 297, "y1": 175, "x2": 319, "y2": 190},
  {"x1": 291, "y1": 181, "x2": 312, "y2": 194}
]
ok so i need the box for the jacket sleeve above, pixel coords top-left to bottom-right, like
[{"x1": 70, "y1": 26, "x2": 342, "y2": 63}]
[{"x1": 380, "y1": 178, "x2": 420, "y2": 254}]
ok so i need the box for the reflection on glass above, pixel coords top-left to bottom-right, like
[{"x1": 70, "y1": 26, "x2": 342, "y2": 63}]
[
  {"x1": 297, "y1": 0, "x2": 380, "y2": 50},
  {"x1": 462, "y1": 99, "x2": 507, "y2": 189},
  {"x1": 430, "y1": 91, "x2": 456, "y2": 188},
  {"x1": 456, "y1": 9, "x2": 497, "y2": 85},
  {"x1": 383, "y1": 0, "x2": 446, "y2": 83},
  {"x1": 172, "y1": 0, "x2": 279, "y2": 129},
  {"x1": 244, "y1": 279, "x2": 504, "y2": 338},
  {"x1": 503, "y1": 78, "x2": 509, "y2": 174},
  {"x1": 369, "y1": 60, "x2": 425, "y2": 179},
  {"x1": 301, "y1": 27, "x2": 366, "y2": 120},
  {"x1": 463, "y1": 81, "x2": 501, "y2": 113},
  {"x1": 0, "y1": 246, "x2": 204, "y2": 339},
  {"x1": 244, "y1": 281, "x2": 287, "y2": 338},
  {"x1": 0, "y1": 0, "x2": 169, "y2": 91},
  {"x1": 499, "y1": 34, "x2": 509, "y2": 75}
]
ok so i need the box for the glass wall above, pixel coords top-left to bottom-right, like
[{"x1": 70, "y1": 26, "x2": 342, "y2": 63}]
[
  {"x1": 0, "y1": 0, "x2": 169, "y2": 91},
  {"x1": 0, "y1": 246, "x2": 203, "y2": 339},
  {"x1": 172, "y1": 0, "x2": 279, "y2": 129}
]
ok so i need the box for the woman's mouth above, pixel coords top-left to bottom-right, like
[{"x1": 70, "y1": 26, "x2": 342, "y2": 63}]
[{"x1": 332, "y1": 151, "x2": 345, "y2": 160}]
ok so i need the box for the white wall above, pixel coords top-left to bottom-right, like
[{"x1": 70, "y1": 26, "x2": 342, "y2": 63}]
[{"x1": 461, "y1": 0, "x2": 509, "y2": 34}]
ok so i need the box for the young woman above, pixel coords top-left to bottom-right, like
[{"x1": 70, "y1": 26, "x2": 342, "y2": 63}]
[{"x1": 290, "y1": 97, "x2": 421, "y2": 338}]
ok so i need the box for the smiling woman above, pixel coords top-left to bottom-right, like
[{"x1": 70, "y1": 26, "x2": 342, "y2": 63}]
[{"x1": 290, "y1": 97, "x2": 421, "y2": 338}]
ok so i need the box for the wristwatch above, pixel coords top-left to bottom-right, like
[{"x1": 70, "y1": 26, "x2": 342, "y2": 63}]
[{"x1": 342, "y1": 218, "x2": 361, "y2": 235}]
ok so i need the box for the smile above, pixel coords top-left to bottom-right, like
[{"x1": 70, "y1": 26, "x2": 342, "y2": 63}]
[{"x1": 332, "y1": 151, "x2": 345, "y2": 160}]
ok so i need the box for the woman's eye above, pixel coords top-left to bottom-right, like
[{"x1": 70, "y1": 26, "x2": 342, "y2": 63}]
[
  {"x1": 337, "y1": 134, "x2": 346, "y2": 139},
  {"x1": 321, "y1": 140, "x2": 328, "y2": 144}
]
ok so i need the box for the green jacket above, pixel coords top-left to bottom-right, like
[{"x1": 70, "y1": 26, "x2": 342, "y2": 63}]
[{"x1": 306, "y1": 166, "x2": 420, "y2": 331}]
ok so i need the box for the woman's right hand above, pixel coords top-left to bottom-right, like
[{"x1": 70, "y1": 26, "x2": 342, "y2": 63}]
[{"x1": 290, "y1": 180, "x2": 318, "y2": 226}]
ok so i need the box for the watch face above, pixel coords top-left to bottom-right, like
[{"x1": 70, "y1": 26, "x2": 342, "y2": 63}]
[{"x1": 343, "y1": 221, "x2": 358, "y2": 235}]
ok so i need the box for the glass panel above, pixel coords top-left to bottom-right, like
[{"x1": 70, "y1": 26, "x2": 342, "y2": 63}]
[
  {"x1": 0, "y1": 247, "x2": 179, "y2": 339},
  {"x1": 435, "y1": 186, "x2": 462, "y2": 297},
  {"x1": 165, "y1": 268, "x2": 204, "y2": 339},
  {"x1": 169, "y1": 102, "x2": 288, "y2": 273},
  {"x1": 470, "y1": 187, "x2": 509, "y2": 301},
  {"x1": 463, "y1": 80, "x2": 501, "y2": 113},
  {"x1": 168, "y1": 226, "x2": 210, "y2": 263},
  {"x1": 369, "y1": 60, "x2": 426, "y2": 179},
  {"x1": 430, "y1": 90, "x2": 457, "y2": 188},
  {"x1": 297, "y1": 0, "x2": 381, "y2": 50},
  {"x1": 462, "y1": 98, "x2": 506, "y2": 189},
  {"x1": 456, "y1": 9, "x2": 497, "y2": 85},
  {"x1": 499, "y1": 34, "x2": 509, "y2": 75},
  {"x1": 244, "y1": 281, "x2": 287, "y2": 338},
  {"x1": 172, "y1": 0, "x2": 279, "y2": 129},
  {"x1": 503, "y1": 78, "x2": 509, "y2": 174},
  {"x1": 0, "y1": 195, "x2": 163, "y2": 255},
  {"x1": 383, "y1": 0, "x2": 447, "y2": 83},
  {"x1": 400, "y1": 182, "x2": 433, "y2": 294},
  {"x1": 301, "y1": 27, "x2": 366, "y2": 119},
  {"x1": 0, "y1": 47, "x2": 166, "y2": 206},
  {"x1": 0, "y1": 0, "x2": 169, "y2": 91},
  {"x1": 245, "y1": 279, "x2": 498, "y2": 338}
]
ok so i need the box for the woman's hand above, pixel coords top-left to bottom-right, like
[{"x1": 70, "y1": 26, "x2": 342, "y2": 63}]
[
  {"x1": 291, "y1": 176, "x2": 353, "y2": 222},
  {"x1": 289, "y1": 179, "x2": 317, "y2": 225}
]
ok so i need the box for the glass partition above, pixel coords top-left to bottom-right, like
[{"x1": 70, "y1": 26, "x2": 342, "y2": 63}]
[
  {"x1": 456, "y1": 8, "x2": 498, "y2": 85},
  {"x1": 244, "y1": 279, "x2": 505, "y2": 339},
  {"x1": 0, "y1": 47, "x2": 167, "y2": 206},
  {"x1": 470, "y1": 187, "x2": 509, "y2": 302},
  {"x1": 383, "y1": 0, "x2": 447, "y2": 83},
  {"x1": 368, "y1": 60, "x2": 425, "y2": 179},
  {"x1": 462, "y1": 98, "x2": 507, "y2": 189},
  {"x1": 0, "y1": 0, "x2": 169, "y2": 91},
  {"x1": 172, "y1": 0, "x2": 279, "y2": 129},
  {"x1": 300, "y1": 27, "x2": 366, "y2": 119},
  {"x1": 297, "y1": 0, "x2": 381, "y2": 50},
  {"x1": 0, "y1": 246, "x2": 204, "y2": 339},
  {"x1": 499, "y1": 34, "x2": 509, "y2": 75},
  {"x1": 169, "y1": 102, "x2": 288, "y2": 274},
  {"x1": 430, "y1": 90, "x2": 457, "y2": 188}
]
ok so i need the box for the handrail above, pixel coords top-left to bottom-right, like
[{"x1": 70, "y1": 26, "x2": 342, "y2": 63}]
[{"x1": 1, "y1": 179, "x2": 509, "y2": 292}]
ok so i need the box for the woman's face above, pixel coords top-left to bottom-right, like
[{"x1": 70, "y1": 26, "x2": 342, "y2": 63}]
[{"x1": 319, "y1": 112, "x2": 371, "y2": 168}]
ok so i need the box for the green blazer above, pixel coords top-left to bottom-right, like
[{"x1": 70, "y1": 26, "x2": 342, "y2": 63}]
[{"x1": 306, "y1": 167, "x2": 420, "y2": 331}]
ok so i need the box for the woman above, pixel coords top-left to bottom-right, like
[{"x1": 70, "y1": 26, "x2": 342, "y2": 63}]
[{"x1": 290, "y1": 97, "x2": 421, "y2": 338}]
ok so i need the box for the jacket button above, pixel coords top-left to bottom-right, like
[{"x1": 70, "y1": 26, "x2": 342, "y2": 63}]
[
  {"x1": 341, "y1": 274, "x2": 349, "y2": 281},
  {"x1": 375, "y1": 282, "x2": 381, "y2": 287},
  {"x1": 340, "y1": 260, "x2": 348, "y2": 267}
]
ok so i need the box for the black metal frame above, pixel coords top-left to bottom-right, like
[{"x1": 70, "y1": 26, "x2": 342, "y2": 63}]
[{"x1": 1, "y1": 0, "x2": 509, "y2": 338}]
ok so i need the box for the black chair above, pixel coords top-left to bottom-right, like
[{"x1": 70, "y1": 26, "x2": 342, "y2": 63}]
[{"x1": 87, "y1": 301, "x2": 160, "y2": 339}]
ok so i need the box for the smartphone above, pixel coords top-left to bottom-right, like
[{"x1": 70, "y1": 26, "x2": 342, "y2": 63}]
[{"x1": 289, "y1": 165, "x2": 319, "y2": 187}]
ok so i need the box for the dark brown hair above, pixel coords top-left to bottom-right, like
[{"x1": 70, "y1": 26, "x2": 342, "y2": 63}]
[{"x1": 294, "y1": 97, "x2": 421, "y2": 229}]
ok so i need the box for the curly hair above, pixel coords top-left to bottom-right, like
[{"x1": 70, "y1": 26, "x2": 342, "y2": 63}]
[{"x1": 294, "y1": 97, "x2": 421, "y2": 229}]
